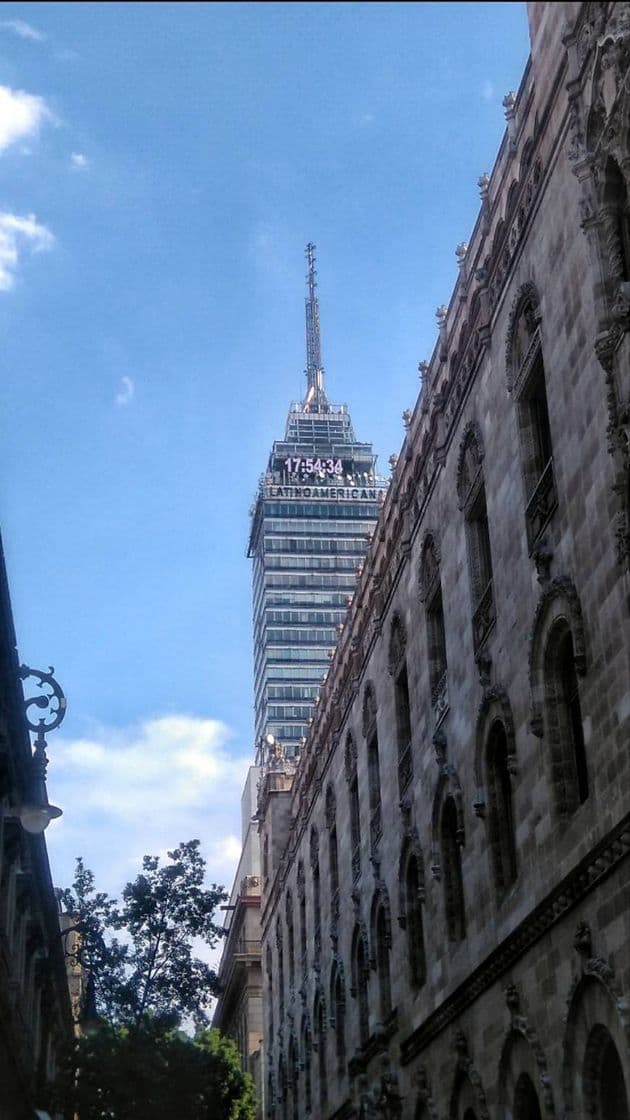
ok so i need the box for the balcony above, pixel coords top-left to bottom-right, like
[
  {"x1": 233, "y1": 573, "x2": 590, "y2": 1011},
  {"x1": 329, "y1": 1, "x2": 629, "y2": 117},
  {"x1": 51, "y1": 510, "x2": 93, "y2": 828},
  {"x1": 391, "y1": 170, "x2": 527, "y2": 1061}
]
[
  {"x1": 431, "y1": 671, "x2": 449, "y2": 724},
  {"x1": 397, "y1": 742, "x2": 413, "y2": 795},
  {"x1": 526, "y1": 458, "x2": 557, "y2": 550},
  {"x1": 472, "y1": 579, "x2": 496, "y2": 653}
]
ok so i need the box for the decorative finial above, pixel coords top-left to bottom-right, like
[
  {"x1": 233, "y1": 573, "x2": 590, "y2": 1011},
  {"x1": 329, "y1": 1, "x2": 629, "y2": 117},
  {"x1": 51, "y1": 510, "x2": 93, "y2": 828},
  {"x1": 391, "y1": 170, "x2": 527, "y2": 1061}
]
[
  {"x1": 502, "y1": 90, "x2": 516, "y2": 118},
  {"x1": 402, "y1": 408, "x2": 412, "y2": 429},
  {"x1": 478, "y1": 172, "x2": 490, "y2": 199},
  {"x1": 436, "y1": 305, "x2": 448, "y2": 327},
  {"x1": 418, "y1": 359, "x2": 430, "y2": 382},
  {"x1": 455, "y1": 242, "x2": 468, "y2": 265},
  {"x1": 388, "y1": 453, "x2": 399, "y2": 472}
]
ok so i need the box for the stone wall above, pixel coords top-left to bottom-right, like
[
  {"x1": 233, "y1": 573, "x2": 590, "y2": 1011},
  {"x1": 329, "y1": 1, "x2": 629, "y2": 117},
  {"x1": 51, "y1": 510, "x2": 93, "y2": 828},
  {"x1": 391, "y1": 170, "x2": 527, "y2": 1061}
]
[{"x1": 259, "y1": 4, "x2": 630, "y2": 1117}]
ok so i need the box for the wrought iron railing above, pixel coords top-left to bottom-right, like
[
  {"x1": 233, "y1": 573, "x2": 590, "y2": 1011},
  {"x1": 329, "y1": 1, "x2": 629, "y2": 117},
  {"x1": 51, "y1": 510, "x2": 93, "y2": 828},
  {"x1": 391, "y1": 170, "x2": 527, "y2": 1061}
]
[
  {"x1": 472, "y1": 579, "x2": 496, "y2": 652},
  {"x1": 431, "y1": 670, "x2": 448, "y2": 719},
  {"x1": 525, "y1": 458, "x2": 557, "y2": 549},
  {"x1": 398, "y1": 742, "x2": 413, "y2": 795}
]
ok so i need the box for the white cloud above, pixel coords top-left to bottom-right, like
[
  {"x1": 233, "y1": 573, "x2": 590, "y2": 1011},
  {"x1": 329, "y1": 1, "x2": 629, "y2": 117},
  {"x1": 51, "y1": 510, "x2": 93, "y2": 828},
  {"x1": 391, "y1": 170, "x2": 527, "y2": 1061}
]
[
  {"x1": 70, "y1": 151, "x2": 88, "y2": 169},
  {"x1": 46, "y1": 715, "x2": 252, "y2": 901},
  {"x1": 0, "y1": 84, "x2": 51, "y2": 153},
  {"x1": 482, "y1": 80, "x2": 494, "y2": 102},
  {"x1": 115, "y1": 375, "x2": 135, "y2": 406},
  {"x1": 0, "y1": 212, "x2": 53, "y2": 290},
  {"x1": 0, "y1": 19, "x2": 46, "y2": 42}
]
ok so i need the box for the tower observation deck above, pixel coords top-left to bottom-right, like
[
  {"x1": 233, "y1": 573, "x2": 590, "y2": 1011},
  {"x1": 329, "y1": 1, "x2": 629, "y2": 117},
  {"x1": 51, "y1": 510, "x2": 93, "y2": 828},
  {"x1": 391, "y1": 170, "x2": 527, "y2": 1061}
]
[{"x1": 247, "y1": 245, "x2": 387, "y2": 760}]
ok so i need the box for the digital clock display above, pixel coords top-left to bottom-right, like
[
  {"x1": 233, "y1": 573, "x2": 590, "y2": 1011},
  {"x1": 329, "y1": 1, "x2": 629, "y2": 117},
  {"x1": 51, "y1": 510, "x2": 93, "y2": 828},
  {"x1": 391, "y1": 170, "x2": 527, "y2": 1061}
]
[{"x1": 284, "y1": 457, "x2": 343, "y2": 475}]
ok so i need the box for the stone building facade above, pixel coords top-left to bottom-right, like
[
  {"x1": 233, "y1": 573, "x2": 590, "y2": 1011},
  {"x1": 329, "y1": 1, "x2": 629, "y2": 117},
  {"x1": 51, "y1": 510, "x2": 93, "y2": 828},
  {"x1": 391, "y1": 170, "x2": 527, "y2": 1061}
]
[
  {"x1": 0, "y1": 532, "x2": 74, "y2": 1117},
  {"x1": 214, "y1": 766, "x2": 264, "y2": 1103},
  {"x1": 258, "y1": 4, "x2": 630, "y2": 1118}
]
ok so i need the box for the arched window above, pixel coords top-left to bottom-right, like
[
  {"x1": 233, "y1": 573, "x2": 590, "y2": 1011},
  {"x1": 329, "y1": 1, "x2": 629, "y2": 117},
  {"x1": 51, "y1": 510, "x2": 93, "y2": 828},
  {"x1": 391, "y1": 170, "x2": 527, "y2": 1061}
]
[
  {"x1": 564, "y1": 974, "x2": 630, "y2": 1120},
  {"x1": 457, "y1": 424, "x2": 495, "y2": 653},
  {"x1": 441, "y1": 796, "x2": 466, "y2": 942},
  {"x1": 314, "y1": 993, "x2": 327, "y2": 1112},
  {"x1": 363, "y1": 685, "x2": 382, "y2": 851},
  {"x1": 345, "y1": 734, "x2": 361, "y2": 881},
  {"x1": 330, "y1": 961, "x2": 346, "y2": 1076},
  {"x1": 514, "y1": 1072, "x2": 542, "y2": 1120},
  {"x1": 310, "y1": 827, "x2": 321, "y2": 965},
  {"x1": 375, "y1": 904, "x2": 392, "y2": 1023},
  {"x1": 265, "y1": 945, "x2": 274, "y2": 1047},
  {"x1": 267, "y1": 1070, "x2": 274, "y2": 1119},
  {"x1": 301, "y1": 1016, "x2": 312, "y2": 1115},
  {"x1": 263, "y1": 833, "x2": 269, "y2": 881},
  {"x1": 285, "y1": 891, "x2": 295, "y2": 991},
  {"x1": 506, "y1": 284, "x2": 557, "y2": 550},
  {"x1": 544, "y1": 622, "x2": 588, "y2": 815},
  {"x1": 352, "y1": 925, "x2": 370, "y2": 1046},
  {"x1": 420, "y1": 535, "x2": 448, "y2": 717},
  {"x1": 405, "y1": 853, "x2": 426, "y2": 988},
  {"x1": 389, "y1": 614, "x2": 413, "y2": 794},
  {"x1": 325, "y1": 786, "x2": 340, "y2": 925},
  {"x1": 297, "y1": 862, "x2": 307, "y2": 980},
  {"x1": 288, "y1": 1036, "x2": 299, "y2": 1120},
  {"x1": 279, "y1": 1055, "x2": 287, "y2": 1120},
  {"x1": 486, "y1": 721, "x2": 517, "y2": 896},
  {"x1": 586, "y1": 1026, "x2": 630, "y2": 1119},
  {"x1": 276, "y1": 919, "x2": 285, "y2": 1018}
]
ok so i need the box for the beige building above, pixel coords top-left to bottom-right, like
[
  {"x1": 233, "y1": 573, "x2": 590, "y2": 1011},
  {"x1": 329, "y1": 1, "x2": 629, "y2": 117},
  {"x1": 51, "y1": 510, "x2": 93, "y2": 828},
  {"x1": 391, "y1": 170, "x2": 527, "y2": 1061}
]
[
  {"x1": 214, "y1": 766, "x2": 264, "y2": 1102},
  {"x1": 258, "y1": 3, "x2": 630, "y2": 1118}
]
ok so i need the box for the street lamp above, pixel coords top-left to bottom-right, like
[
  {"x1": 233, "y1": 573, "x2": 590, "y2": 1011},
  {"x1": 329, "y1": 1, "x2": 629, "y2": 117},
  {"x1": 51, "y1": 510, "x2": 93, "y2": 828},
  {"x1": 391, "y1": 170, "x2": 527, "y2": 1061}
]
[{"x1": 17, "y1": 664, "x2": 66, "y2": 834}]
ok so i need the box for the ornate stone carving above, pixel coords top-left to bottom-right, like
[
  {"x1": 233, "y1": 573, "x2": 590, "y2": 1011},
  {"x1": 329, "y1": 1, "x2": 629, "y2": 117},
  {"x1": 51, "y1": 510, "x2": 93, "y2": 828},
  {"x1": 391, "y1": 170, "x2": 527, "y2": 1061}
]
[
  {"x1": 475, "y1": 648, "x2": 492, "y2": 688},
  {"x1": 533, "y1": 538, "x2": 554, "y2": 585},
  {"x1": 413, "y1": 1066, "x2": 439, "y2": 1120},
  {"x1": 505, "y1": 281, "x2": 542, "y2": 393},
  {"x1": 573, "y1": 920, "x2": 593, "y2": 958},
  {"x1": 528, "y1": 576, "x2": 588, "y2": 734},
  {"x1": 433, "y1": 728, "x2": 447, "y2": 767},
  {"x1": 505, "y1": 983, "x2": 520, "y2": 1014},
  {"x1": 456, "y1": 420, "x2": 485, "y2": 510}
]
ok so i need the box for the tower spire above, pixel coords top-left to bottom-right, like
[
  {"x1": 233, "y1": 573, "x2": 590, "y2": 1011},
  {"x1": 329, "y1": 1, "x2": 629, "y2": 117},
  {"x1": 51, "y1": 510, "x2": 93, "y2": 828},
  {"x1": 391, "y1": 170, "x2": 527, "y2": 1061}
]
[{"x1": 304, "y1": 242, "x2": 328, "y2": 411}]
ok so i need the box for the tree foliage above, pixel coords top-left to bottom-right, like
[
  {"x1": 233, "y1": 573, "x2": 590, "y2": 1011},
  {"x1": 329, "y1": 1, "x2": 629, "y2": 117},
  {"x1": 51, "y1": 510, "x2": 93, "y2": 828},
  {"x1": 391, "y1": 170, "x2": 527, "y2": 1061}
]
[
  {"x1": 58, "y1": 1023, "x2": 256, "y2": 1120},
  {"x1": 54, "y1": 841, "x2": 256, "y2": 1120},
  {"x1": 58, "y1": 839, "x2": 226, "y2": 1028}
]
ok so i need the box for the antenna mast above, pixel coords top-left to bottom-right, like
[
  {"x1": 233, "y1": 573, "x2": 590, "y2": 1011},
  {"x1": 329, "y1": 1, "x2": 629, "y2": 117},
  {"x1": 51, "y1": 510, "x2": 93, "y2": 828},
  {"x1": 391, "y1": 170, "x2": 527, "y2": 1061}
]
[{"x1": 304, "y1": 242, "x2": 327, "y2": 410}]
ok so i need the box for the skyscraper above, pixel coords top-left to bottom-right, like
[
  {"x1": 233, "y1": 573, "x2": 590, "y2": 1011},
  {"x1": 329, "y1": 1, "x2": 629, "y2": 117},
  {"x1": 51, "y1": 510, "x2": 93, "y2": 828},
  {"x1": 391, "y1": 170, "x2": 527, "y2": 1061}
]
[
  {"x1": 213, "y1": 247, "x2": 387, "y2": 1096},
  {"x1": 248, "y1": 244, "x2": 387, "y2": 761}
]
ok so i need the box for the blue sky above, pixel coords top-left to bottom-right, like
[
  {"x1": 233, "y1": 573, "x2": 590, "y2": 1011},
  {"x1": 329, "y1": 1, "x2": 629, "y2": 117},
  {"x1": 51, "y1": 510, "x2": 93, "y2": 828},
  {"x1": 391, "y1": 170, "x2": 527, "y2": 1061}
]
[{"x1": 0, "y1": 3, "x2": 530, "y2": 902}]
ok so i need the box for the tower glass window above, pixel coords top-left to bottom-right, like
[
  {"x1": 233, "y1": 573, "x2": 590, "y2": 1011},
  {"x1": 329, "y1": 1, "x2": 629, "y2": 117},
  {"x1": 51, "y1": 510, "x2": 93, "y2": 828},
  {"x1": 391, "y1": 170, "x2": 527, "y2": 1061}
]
[{"x1": 249, "y1": 246, "x2": 388, "y2": 760}]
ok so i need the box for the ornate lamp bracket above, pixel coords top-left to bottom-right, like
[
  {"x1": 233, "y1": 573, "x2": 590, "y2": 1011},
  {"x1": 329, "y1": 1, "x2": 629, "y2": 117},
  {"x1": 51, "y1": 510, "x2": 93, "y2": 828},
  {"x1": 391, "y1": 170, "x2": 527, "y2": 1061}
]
[{"x1": 17, "y1": 664, "x2": 67, "y2": 833}]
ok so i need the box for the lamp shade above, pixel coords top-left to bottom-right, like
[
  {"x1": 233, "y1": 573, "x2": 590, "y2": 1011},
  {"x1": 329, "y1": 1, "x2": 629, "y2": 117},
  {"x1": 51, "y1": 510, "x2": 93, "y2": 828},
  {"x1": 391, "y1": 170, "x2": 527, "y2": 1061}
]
[{"x1": 19, "y1": 802, "x2": 63, "y2": 834}]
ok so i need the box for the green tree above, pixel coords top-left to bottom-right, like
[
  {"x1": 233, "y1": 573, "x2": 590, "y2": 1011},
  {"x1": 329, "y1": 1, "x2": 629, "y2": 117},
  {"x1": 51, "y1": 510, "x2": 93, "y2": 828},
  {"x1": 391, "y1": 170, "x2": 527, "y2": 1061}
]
[
  {"x1": 61, "y1": 1022, "x2": 255, "y2": 1120},
  {"x1": 55, "y1": 841, "x2": 255, "y2": 1120}
]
